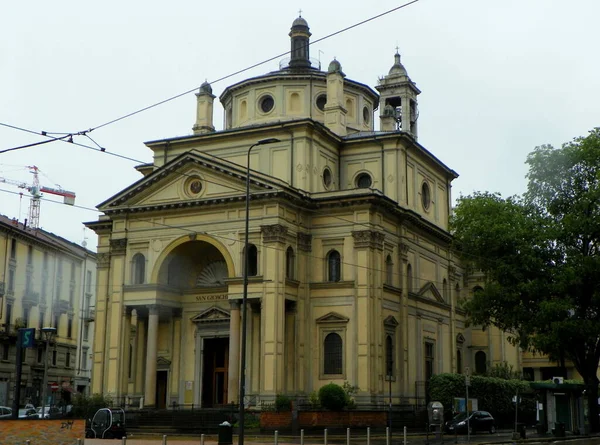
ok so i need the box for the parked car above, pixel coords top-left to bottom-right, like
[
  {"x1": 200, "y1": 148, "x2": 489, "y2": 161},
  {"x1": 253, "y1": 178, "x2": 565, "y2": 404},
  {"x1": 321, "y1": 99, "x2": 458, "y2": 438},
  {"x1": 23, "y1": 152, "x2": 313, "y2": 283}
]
[
  {"x1": 85, "y1": 408, "x2": 126, "y2": 439},
  {"x1": 445, "y1": 411, "x2": 496, "y2": 434},
  {"x1": 0, "y1": 406, "x2": 13, "y2": 419},
  {"x1": 36, "y1": 406, "x2": 62, "y2": 419},
  {"x1": 18, "y1": 408, "x2": 38, "y2": 419}
]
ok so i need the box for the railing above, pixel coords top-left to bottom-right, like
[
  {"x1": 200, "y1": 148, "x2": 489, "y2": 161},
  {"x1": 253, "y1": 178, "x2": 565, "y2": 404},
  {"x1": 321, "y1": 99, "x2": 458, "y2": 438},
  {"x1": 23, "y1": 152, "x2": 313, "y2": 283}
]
[{"x1": 83, "y1": 307, "x2": 95, "y2": 321}]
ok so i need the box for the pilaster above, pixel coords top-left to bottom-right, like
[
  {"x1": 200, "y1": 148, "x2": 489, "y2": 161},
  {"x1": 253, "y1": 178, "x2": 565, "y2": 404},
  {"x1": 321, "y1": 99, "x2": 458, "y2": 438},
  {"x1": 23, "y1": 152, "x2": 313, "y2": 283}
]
[{"x1": 227, "y1": 301, "x2": 241, "y2": 403}]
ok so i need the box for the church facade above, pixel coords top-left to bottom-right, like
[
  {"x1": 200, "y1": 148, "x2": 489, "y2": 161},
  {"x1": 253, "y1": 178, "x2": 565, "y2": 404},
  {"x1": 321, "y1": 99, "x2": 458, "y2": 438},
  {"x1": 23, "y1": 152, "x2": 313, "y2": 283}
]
[{"x1": 86, "y1": 17, "x2": 520, "y2": 408}]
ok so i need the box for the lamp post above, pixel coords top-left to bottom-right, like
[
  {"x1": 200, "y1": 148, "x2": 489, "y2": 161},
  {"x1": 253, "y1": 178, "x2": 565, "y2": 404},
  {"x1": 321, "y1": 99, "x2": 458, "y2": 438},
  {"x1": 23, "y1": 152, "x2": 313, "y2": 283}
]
[
  {"x1": 40, "y1": 327, "x2": 56, "y2": 419},
  {"x1": 238, "y1": 137, "x2": 280, "y2": 445}
]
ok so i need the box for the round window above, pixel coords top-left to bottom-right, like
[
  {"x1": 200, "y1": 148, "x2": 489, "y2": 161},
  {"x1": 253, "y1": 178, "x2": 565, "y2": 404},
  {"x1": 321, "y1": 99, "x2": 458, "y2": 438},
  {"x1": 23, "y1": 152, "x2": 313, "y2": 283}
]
[
  {"x1": 316, "y1": 94, "x2": 327, "y2": 111},
  {"x1": 421, "y1": 182, "x2": 431, "y2": 210},
  {"x1": 356, "y1": 173, "x2": 372, "y2": 189},
  {"x1": 189, "y1": 178, "x2": 203, "y2": 195},
  {"x1": 259, "y1": 95, "x2": 275, "y2": 113},
  {"x1": 363, "y1": 106, "x2": 371, "y2": 124},
  {"x1": 323, "y1": 167, "x2": 332, "y2": 189}
]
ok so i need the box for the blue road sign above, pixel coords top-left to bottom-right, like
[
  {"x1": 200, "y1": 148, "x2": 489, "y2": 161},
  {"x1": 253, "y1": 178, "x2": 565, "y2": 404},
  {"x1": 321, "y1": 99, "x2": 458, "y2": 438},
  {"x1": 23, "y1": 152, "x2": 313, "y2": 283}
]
[{"x1": 20, "y1": 328, "x2": 36, "y2": 348}]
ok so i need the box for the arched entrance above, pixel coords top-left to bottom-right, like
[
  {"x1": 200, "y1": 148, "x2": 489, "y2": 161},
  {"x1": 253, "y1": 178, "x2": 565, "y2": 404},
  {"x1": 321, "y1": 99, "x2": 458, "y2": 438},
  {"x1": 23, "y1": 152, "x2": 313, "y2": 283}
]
[{"x1": 148, "y1": 237, "x2": 235, "y2": 408}]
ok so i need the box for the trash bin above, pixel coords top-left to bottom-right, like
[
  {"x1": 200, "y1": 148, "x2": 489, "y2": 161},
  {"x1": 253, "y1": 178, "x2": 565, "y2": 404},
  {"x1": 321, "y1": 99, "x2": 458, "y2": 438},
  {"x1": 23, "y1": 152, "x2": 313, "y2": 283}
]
[
  {"x1": 218, "y1": 421, "x2": 233, "y2": 445},
  {"x1": 552, "y1": 422, "x2": 566, "y2": 438}
]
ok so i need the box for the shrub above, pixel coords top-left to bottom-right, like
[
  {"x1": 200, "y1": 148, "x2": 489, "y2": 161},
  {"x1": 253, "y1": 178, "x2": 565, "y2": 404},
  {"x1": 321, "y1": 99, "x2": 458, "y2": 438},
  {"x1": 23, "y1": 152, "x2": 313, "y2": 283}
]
[
  {"x1": 308, "y1": 391, "x2": 320, "y2": 408},
  {"x1": 72, "y1": 393, "x2": 112, "y2": 419},
  {"x1": 275, "y1": 394, "x2": 292, "y2": 412},
  {"x1": 319, "y1": 383, "x2": 347, "y2": 411},
  {"x1": 428, "y1": 373, "x2": 535, "y2": 427},
  {"x1": 342, "y1": 381, "x2": 359, "y2": 409}
]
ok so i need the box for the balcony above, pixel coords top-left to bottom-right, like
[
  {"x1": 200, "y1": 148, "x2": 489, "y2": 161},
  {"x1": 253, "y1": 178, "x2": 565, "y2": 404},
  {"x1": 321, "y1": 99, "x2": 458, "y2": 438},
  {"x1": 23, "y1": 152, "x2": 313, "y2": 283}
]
[
  {"x1": 23, "y1": 291, "x2": 40, "y2": 306},
  {"x1": 0, "y1": 323, "x2": 19, "y2": 339},
  {"x1": 83, "y1": 307, "x2": 95, "y2": 322}
]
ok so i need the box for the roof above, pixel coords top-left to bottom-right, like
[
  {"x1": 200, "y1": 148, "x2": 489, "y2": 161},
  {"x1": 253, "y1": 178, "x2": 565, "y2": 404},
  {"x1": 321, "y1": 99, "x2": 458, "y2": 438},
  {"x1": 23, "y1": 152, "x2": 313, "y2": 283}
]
[{"x1": 0, "y1": 214, "x2": 95, "y2": 258}]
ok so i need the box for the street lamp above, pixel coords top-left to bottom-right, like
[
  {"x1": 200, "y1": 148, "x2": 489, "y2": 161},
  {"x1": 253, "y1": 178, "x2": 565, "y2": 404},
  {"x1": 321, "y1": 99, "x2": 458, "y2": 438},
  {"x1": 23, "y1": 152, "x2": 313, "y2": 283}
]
[
  {"x1": 238, "y1": 137, "x2": 280, "y2": 445},
  {"x1": 40, "y1": 327, "x2": 56, "y2": 419}
]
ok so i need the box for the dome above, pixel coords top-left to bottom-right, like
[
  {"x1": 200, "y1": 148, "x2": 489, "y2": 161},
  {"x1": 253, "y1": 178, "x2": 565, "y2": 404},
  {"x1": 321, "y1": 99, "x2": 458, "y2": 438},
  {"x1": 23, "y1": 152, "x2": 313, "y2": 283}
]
[
  {"x1": 291, "y1": 16, "x2": 309, "y2": 29},
  {"x1": 199, "y1": 81, "x2": 213, "y2": 94},
  {"x1": 388, "y1": 52, "x2": 407, "y2": 76},
  {"x1": 328, "y1": 58, "x2": 343, "y2": 74}
]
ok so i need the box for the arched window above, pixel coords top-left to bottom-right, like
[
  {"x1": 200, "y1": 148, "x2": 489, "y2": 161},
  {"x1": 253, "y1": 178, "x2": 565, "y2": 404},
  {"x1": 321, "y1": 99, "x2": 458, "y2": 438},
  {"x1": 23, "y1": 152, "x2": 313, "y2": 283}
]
[
  {"x1": 473, "y1": 285, "x2": 484, "y2": 296},
  {"x1": 385, "y1": 255, "x2": 393, "y2": 286},
  {"x1": 324, "y1": 332, "x2": 343, "y2": 375},
  {"x1": 385, "y1": 335, "x2": 394, "y2": 377},
  {"x1": 245, "y1": 244, "x2": 258, "y2": 277},
  {"x1": 407, "y1": 263, "x2": 413, "y2": 293},
  {"x1": 132, "y1": 253, "x2": 146, "y2": 285},
  {"x1": 456, "y1": 349, "x2": 462, "y2": 374},
  {"x1": 327, "y1": 250, "x2": 341, "y2": 282},
  {"x1": 475, "y1": 351, "x2": 487, "y2": 374},
  {"x1": 286, "y1": 247, "x2": 295, "y2": 280}
]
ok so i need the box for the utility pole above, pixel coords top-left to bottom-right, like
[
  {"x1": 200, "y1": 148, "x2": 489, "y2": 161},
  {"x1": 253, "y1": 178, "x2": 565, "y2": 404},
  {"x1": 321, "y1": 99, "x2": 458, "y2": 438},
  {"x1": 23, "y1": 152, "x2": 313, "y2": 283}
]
[{"x1": 465, "y1": 367, "x2": 471, "y2": 443}]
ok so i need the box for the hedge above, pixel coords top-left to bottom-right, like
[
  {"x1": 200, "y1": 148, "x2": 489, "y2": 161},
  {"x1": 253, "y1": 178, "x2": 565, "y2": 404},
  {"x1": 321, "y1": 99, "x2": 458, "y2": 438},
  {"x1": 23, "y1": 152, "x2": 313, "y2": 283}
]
[{"x1": 428, "y1": 373, "x2": 536, "y2": 427}]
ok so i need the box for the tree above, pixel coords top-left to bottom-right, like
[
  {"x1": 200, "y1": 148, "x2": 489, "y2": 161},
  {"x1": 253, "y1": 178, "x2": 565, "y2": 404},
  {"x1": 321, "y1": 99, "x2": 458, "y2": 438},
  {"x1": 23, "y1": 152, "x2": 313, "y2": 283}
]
[{"x1": 451, "y1": 128, "x2": 600, "y2": 432}]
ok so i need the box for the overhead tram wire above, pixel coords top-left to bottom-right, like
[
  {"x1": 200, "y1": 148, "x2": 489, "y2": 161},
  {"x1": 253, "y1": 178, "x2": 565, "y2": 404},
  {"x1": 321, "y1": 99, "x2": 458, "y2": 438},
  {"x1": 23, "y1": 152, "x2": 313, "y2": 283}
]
[{"x1": 84, "y1": 0, "x2": 421, "y2": 133}]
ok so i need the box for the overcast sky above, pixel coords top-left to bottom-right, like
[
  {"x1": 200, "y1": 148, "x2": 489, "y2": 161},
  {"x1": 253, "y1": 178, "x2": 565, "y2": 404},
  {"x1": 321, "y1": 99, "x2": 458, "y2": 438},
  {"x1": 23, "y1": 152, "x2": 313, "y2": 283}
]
[{"x1": 1, "y1": 0, "x2": 599, "y2": 251}]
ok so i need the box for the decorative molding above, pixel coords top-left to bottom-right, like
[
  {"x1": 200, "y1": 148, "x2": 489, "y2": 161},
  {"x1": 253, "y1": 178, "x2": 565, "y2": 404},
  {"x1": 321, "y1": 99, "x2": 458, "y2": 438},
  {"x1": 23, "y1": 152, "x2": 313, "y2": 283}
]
[
  {"x1": 230, "y1": 300, "x2": 241, "y2": 310},
  {"x1": 191, "y1": 305, "x2": 230, "y2": 324},
  {"x1": 399, "y1": 242, "x2": 410, "y2": 258},
  {"x1": 97, "y1": 252, "x2": 110, "y2": 268},
  {"x1": 352, "y1": 230, "x2": 385, "y2": 250},
  {"x1": 316, "y1": 311, "x2": 349, "y2": 324},
  {"x1": 448, "y1": 265, "x2": 457, "y2": 279},
  {"x1": 456, "y1": 333, "x2": 466, "y2": 344},
  {"x1": 157, "y1": 357, "x2": 171, "y2": 368},
  {"x1": 261, "y1": 224, "x2": 288, "y2": 244},
  {"x1": 110, "y1": 238, "x2": 127, "y2": 255},
  {"x1": 297, "y1": 233, "x2": 312, "y2": 252},
  {"x1": 417, "y1": 281, "x2": 445, "y2": 304},
  {"x1": 384, "y1": 315, "x2": 399, "y2": 328}
]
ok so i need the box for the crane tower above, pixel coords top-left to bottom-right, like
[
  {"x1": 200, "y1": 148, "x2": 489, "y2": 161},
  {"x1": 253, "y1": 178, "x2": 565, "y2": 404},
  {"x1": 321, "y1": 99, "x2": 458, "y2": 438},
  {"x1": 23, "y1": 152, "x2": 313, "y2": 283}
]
[{"x1": 0, "y1": 165, "x2": 76, "y2": 229}]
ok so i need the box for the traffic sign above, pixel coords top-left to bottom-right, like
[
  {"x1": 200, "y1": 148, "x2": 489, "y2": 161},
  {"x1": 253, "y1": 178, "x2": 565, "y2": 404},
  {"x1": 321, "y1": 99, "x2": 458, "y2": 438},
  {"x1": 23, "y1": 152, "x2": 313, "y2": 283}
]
[
  {"x1": 20, "y1": 328, "x2": 36, "y2": 348},
  {"x1": 465, "y1": 376, "x2": 471, "y2": 387},
  {"x1": 50, "y1": 382, "x2": 59, "y2": 391}
]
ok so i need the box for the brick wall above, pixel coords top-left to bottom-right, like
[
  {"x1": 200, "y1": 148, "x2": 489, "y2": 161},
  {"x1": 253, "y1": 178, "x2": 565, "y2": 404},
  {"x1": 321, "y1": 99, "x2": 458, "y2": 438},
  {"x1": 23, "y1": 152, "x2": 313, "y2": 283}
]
[
  {"x1": 260, "y1": 411, "x2": 387, "y2": 430},
  {"x1": 0, "y1": 419, "x2": 85, "y2": 445}
]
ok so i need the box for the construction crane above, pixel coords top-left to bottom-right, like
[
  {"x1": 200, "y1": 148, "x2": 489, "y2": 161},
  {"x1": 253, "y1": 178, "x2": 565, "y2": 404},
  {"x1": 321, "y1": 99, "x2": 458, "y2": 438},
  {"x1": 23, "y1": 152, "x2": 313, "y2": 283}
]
[{"x1": 0, "y1": 165, "x2": 76, "y2": 229}]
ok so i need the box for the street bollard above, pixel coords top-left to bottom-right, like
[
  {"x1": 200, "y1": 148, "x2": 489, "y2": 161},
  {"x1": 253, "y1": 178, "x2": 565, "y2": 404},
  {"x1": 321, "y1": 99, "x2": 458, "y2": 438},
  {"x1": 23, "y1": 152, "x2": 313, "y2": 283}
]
[
  {"x1": 163, "y1": 434, "x2": 167, "y2": 445},
  {"x1": 404, "y1": 426, "x2": 407, "y2": 445},
  {"x1": 324, "y1": 428, "x2": 328, "y2": 445},
  {"x1": 275, "y1": 430, "x2": 279, "y2": 445},
  {"x1": 122, "y1": 436, "x2": 127, "y2": 445},
  {"x1": 26, "y1": 441, "x2": 30, "y2": 445},
  {"x1": 386, "y1": 427, "x2": 390, "y2": 445},
  {"x1": 201, "y1": 433, "x2": 205, "y2": 445},
  {"x1": 77, "y1": 439, "x2": 82, "y2": 445},
  {"x1": 347, "y1": 428, "x2": 350, "y2": 445},
  {"x1": 301, "y1": 429, "x2": 305, "y2": 445},
  {"x1": 367, "y1": 427, "x2": 371, "y2": 445}
]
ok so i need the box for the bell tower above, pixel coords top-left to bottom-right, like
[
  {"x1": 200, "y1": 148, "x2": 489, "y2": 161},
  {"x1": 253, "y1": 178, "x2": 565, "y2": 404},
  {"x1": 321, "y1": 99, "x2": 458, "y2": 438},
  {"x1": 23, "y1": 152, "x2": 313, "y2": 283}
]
[{"x1": 375, "y1": 51, "x2": 421, "y2": 138}]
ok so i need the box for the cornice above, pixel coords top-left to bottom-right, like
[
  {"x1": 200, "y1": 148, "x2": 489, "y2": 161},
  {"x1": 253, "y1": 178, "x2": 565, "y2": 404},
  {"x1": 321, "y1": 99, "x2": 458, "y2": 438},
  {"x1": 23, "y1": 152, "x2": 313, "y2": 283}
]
[{"x1": 309, "y1": 281, "x2": 355, "y2": 290}]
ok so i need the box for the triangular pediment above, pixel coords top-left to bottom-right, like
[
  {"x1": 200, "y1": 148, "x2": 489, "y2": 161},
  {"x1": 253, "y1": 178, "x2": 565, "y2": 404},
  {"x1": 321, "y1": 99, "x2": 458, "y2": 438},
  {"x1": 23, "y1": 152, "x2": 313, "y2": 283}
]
[
  {"x1": 417, "y1": 282, "x2": 445, "y2": 304},
  {"x1": 98, "y1": 151, "x2": 290, "y2": 211},
  {"x1": 157, "y1": 357, "x2": 172, "y2": 366},
  {"x1": 191, "y1": 305, "x2": 230, "y2": 323},
  {"x1": 384, "y1": 315, "x2": 399, "y2": 327},
  {"x1": 456, "y1": 333, "x2": 466, "y2": 344},
  {"x1": 316, "y1": 312, "x2": 349, "y2": 324}
]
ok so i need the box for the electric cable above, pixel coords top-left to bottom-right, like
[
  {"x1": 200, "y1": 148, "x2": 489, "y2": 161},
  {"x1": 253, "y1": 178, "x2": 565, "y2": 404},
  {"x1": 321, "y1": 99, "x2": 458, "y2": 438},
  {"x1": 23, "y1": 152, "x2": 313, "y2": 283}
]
[{"x1": 85, "y1": 0, "x2": 420, "y2": 133}]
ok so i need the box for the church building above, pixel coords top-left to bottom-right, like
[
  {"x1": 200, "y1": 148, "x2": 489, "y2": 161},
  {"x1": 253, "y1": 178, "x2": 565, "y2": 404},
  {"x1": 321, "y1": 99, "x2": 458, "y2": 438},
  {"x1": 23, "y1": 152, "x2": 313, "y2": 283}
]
[{"x1": 86, "y1": 16, "x2": 520, "y2": 408}]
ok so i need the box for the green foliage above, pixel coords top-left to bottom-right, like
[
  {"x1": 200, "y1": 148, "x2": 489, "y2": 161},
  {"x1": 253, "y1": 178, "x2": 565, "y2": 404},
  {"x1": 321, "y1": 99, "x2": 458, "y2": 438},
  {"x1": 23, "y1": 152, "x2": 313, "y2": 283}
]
[
  {"x1": 450, "y1": 128, "x2": 600, "y2": 430},
  {"x1": 429, "y1": 374, "x2": 535, "y2": 426},
  {"x1": 274, "y1": 394, "x2": 291, "y2": 412},
  {"x1": 71, "y1": 393, "x2": 112, "y2": 419},
  {"x1": 308, "y1": 391, "x2": 320, "y2": 408},
  {"x1": 318, "y1": 383, "x2": 347, "y2": 411},
  {"x1": 342, "y1": 381, "x2": 359, "y2": 409},
  {"x1": 487, "y1": 362, "x2": 522, "y2": 380}
]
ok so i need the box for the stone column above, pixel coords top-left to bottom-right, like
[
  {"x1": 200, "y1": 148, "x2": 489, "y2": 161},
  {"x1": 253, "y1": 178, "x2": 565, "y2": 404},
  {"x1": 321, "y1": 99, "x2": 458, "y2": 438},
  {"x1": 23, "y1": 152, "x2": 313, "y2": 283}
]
[
  {"x1": 144, "y1": 305, "x2": 159, "y2": 407},
  {"x1": 399, "y1": 242, "x2": 410, "y2": 396},
  {"x1": 171, "y1": 309, "x2": 182, "y2": 405},
  {"x1": 228, "y1": 301, "x2": 241, "y2": 403}
]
